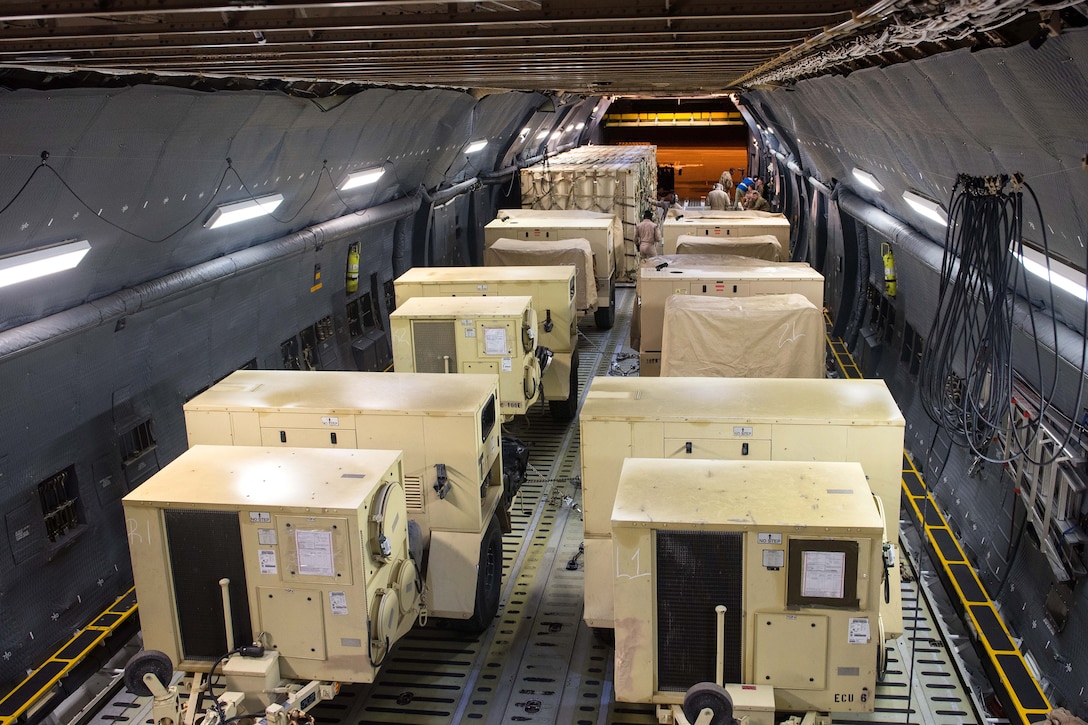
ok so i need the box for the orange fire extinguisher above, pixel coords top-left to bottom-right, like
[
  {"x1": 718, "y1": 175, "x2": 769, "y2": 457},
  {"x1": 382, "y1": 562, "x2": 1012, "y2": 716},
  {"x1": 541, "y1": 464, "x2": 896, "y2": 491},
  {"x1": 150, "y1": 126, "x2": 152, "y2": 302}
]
[
  {"x1": 881, "y1": 242, "x2": 896, "y2": 297},
  {"x1": 346, "y1": 243, "x2": 360, "y2": 293}
]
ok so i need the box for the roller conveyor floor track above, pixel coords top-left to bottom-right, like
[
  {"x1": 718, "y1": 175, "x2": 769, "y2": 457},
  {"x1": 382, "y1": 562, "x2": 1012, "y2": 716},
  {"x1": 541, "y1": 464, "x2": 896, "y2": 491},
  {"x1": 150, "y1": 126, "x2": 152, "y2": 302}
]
[{"x1": 61, "y1": 290, "x2": 1010, "y2": 725}]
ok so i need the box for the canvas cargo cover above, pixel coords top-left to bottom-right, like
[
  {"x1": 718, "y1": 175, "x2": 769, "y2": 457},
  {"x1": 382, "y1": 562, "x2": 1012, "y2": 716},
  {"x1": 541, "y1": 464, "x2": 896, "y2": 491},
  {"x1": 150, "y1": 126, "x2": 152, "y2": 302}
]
[
  {"x1": 487, "y1": 208, "x2": 622, "y2": 279},
  {"x1": 631, "y1": 254, "x2": 802, "y2": 350},
  {"x1": 660, "y1": 293, "x2": 824, "y2": 378},
  {"x1": 678, "y1": 209, "x2": 787, "y2": 220},
  {"x1": 675, "y1": 234, "x2": 784, "y2": 261},
  {"x1": 663, "y1": 215, "x2": 792, "y2": 251},
  {"x1": 485, "y1": 237, "x2": 597, "y2": 312}
]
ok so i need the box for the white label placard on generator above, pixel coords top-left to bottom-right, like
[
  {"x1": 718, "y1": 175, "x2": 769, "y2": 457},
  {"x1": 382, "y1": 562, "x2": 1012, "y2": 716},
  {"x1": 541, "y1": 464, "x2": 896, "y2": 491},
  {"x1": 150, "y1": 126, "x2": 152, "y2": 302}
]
[
  {"x1": 848, "y1": 617, "x2": 871, "y2": 644},
  {"x1": 762, "y1": 549, "x2": 785, "y2": 569},
  {"x1": 330, "y1": 591, "x2": 349, "y2": 616},
  {"x1": 733, "y1": 426, "x2": 754, "y2": 437},
  {"x1": 758, "y1": 532, "x2": 782, "y2": 545},
  {"x1": 321, "y1": 416, "x2": 339, "y2": 427},
  {"x1": 484, "y1": 327, "x2": 508, "y2": 355},
  {"x1": 258, "y1": 528, "x2": 278, "y2": 546},
  {"x1": 258, "y1": 549, "x2": 278, "y2": 575},
  {"x1": 249, "y1": 511, "x2": 271, "y2": 523},
  {"x1": 295, "y1": 529, "x2": 335, "y2": 577},
  {"x1": 502, "y1": 357, "x2": 513, "y2": 372}
]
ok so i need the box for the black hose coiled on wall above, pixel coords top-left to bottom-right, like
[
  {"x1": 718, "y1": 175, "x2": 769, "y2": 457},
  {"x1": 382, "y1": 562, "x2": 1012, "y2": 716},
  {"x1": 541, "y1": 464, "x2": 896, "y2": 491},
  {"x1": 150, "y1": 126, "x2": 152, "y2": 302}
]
[{"x1": 919, "y1": 173, "x2": 1087, "y2": 465}]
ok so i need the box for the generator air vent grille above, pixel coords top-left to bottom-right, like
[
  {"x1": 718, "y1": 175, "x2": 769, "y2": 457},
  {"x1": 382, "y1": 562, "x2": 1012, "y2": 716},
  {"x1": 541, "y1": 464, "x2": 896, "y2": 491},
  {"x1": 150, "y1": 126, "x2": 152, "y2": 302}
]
[
  {"x1": 403, "y1": 475, "x2": 425, "y2": 512},
  {"x1": 164, "y1": 509, "x2": 252, "y2": 661},
  {"x1": 411, "y1": 320, "x2": 457, "y2": 373},
  {"x1": 656, "y1": 530, "x2": 743, "y2": 691}
]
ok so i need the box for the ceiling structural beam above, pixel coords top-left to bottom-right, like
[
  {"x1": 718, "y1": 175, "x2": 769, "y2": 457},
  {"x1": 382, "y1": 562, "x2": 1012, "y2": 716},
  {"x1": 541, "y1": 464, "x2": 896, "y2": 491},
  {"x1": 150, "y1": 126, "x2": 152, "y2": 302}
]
[
  {"x1": 0, "y1": 1, "x2": 863, "y2": 24},
  {"x1": 0, "y1": 0, "x2": 1026, "y2": 94}
]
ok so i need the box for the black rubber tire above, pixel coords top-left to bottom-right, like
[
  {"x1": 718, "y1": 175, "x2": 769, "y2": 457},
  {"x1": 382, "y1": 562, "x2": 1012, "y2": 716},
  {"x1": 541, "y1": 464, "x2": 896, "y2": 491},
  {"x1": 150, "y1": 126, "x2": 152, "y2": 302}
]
[
  {"x1": 124, "y1": 650, "x2": 174, "y2": 697},
  {"x1": 682, "y1": 682, "x2": 735, "y2": 725},
  {"x1": 594, "y1": 279, "x2": 616, "y2": 329},
  {"x1": 450, "y1": 514, "x2": 503, "y2": 633},
  {"x1": 549, "y1": 350, "x2": 579, "y2": 421}
]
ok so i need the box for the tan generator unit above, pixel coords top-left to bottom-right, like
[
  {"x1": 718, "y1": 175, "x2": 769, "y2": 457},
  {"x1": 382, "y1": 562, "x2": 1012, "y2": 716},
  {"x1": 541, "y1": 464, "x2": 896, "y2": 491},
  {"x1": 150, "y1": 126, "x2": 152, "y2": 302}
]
[
  {"x1": 484, "y1": 208, "x2": 621, "y2": 328},
  {"x1": 184, "y1": 370, "x2": 505, "y2": 631},
  {"x1": 123, "y1": 445, "x2": 420, "y2": 684},
  {"x1": 612, "y1": 458, "x2": 884, "y2": 714},
  {"x1": 663, "y1": 211, "x2": 791, "y2": 254},
  {"x1": 519, "y1": 144, "x2": 657, "y2": 283},
  {"x1": 659, "y1": 293, "x2": 824, "y2": 378},
  {"x1": 394, "y1": 265, "x2": 580, "y2": 420},
  {"x1": 390, "y1": 295, "x2": 541, "y2": 416},
  {"x1": 579, "y1": 376, "x2": 904, "y2": 636},
  {"x1": 637, "y1": 260, "x2": 825, "y2": 360},
  {"x1": 674, "y1": 234, "x2": 783, "y2": 260}
]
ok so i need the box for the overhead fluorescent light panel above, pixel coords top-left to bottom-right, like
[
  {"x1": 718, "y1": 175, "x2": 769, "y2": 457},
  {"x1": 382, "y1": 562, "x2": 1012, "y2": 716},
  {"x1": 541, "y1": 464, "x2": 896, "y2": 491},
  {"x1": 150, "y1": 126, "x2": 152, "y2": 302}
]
[
  {"x1": 465, "y1": 139, "x2": 488, "y2": 154},
  {"x1": 902, "y1": 190, "x2": 947, "y2": 226},
  {"x1": 340, "y1": 166, "x2": 386, "y2": 190},
  {"x1": 205, "y1": 193, "x2": 284, "y2": 229},
  {"x1": 0, "y1": 239, "x2": 91, "y2": 288},
  {"x1": 851, "y1": 167, "x2": 884, "y2": 192},
  {"x1": 1017, "y1": 245, "x2": 1088, "y2": 301}
]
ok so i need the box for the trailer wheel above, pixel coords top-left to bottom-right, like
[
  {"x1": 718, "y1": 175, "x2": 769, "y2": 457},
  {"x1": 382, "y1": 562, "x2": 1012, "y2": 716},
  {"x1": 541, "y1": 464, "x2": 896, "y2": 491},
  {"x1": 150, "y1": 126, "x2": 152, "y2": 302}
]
[
  {"x1": 124, "y1": 650, "x2": 173, "y2": 697},
  {"x1": 682, "y1": 682, "x2": 735, "y2": 725},
  {"x1": 451, "y1": 514, "x2": 504, "y2": 633},
  {"x1": 549, "y1": 350, "x2": 580, "y2": 421},
  {"x1": 594, "y1": 279, "x2": 616, "y2": 329}
]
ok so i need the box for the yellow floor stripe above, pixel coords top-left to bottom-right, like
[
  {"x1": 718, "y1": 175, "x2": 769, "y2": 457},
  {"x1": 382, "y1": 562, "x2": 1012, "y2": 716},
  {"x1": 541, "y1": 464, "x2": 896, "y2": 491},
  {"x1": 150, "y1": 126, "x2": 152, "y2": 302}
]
[
  {"x1": 0, "y1": 587, "x2": 137, "y2": 725},
  {"x1": 825, "y1": 317, "x2": 1050, "y2": 724}
]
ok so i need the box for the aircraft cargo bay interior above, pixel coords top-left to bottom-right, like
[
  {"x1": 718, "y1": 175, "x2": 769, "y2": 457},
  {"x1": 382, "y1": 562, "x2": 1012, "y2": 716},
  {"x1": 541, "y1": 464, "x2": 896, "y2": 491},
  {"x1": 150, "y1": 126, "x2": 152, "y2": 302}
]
[{"x1": 0, "y1": 4, "x2": 1086, "y2": 725}]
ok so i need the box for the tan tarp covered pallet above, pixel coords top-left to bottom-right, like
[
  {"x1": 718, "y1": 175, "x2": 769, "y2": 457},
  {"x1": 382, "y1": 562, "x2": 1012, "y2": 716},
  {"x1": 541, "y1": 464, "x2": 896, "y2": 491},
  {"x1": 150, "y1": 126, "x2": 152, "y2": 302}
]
[
  {"x1": 663, "y1": 213, "x2": 791, "y2": 253},
  {"x1": 635, "y1": 260, "x2": 825, "y2": 353},
  {"x1": 484, "y1": 237, "x2": 597, "y2": 313},
  {"x1": 660, "y1": 293, "x2": 824, "y2": 378},
  {"x1": 675, "y1": 234, "x2": 784, "y2": 261}
]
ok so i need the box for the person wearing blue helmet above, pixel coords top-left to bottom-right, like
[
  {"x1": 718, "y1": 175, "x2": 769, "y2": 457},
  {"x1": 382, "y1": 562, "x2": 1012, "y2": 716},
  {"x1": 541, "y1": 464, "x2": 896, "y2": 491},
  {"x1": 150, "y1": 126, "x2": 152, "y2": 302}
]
[{"x1": 733, "y1": 181, "x2": 749, "y2": 209}]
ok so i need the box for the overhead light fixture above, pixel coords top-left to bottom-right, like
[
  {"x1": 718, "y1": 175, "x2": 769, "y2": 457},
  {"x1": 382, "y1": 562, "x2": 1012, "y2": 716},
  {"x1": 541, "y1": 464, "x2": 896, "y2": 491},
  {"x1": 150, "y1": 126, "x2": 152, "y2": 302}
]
[
  {"x1": 851, "y1": 167, "x2": 884, "y2": 192},
  {"x1": 535, "y1": 130, "x2": 549, "y2": 140},
  {"x1": 465, "y1": 139, "x2": 488, "y2": 154},
  {"x1": 550, "y1": 130, "x2": 562, "y2": 139},
  {"x1": 519, "y1": 127, "x2": 531, "y2": 139},
  {"x1": 902, "y1": 190, "x2": 947, "y2": 226},
  {"x1": 0, "y1": 239, "x2": 90, "y2": 288},
  {"x1": 1016, "y1": 245, "x2": 1088, "y2": 301},
  {"x1": 205, "y1": 193, "x2": 284, "y2": 229},
  {"x1": 575, "y1": 122, "x2": 585, "y2": 130},
  {"x1": 340, "y1": 166, "x2": 385, "y2": 191}
]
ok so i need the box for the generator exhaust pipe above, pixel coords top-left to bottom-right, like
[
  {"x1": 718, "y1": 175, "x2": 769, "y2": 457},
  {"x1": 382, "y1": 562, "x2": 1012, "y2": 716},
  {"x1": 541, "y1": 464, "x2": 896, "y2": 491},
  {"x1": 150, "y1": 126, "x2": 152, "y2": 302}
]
[
  {"x1": 715, "y1": 604, "x2": 727, "y2": 687},
  {"x1": 220, "y1": 578, "x2": 235, "y2": 652}
]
